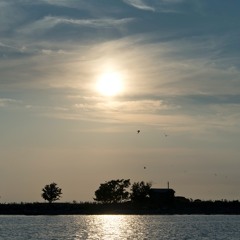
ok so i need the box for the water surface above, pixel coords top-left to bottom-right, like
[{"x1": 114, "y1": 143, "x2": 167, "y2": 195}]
[{"x1": 0, "y1": 215, "x2": 239, "y2": 239}]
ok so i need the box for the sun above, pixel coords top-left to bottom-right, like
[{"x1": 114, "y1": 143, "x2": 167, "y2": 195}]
[{"x1": 96, "y1": 71, "x2": 123, "y2": 97}]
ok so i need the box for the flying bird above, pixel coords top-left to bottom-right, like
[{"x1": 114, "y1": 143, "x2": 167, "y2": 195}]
[{"x1": 137, "y1": 130, "x2": 140, "y2": 134}]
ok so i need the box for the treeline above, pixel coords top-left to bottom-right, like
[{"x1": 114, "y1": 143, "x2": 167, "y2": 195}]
[
  {"x1": 0, "y1": 179, "x2": 239, "y2": 215},
  {"x1": 39, "y1": 179, "x2": 152, "y2": 204},
  {"x1": 171, "y1": 199, "x2": 240, "y2": 215},
  {"x1": 0, "y1": 200, "x2": 240, "y2": 215}
]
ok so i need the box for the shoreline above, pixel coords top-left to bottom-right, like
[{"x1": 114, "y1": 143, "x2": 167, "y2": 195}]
[{"x1": 1, "y1": 201, "x2": 239, "y2": 215}]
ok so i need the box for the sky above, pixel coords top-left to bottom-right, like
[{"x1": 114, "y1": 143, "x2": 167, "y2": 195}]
[{"x1": 0, "y1": 0, "x2": 240, "y2": 203}]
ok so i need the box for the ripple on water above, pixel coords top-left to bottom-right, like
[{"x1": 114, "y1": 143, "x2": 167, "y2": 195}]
[{"x1": 0, "y1": 215, "x2": 239, "y2": 240}]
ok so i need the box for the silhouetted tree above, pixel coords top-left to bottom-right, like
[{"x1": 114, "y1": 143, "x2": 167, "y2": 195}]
[
  {"x1": 41, "y1": 182, "x2": 62, "y2": 203},
  {"x1": 130, "y1": 181, "x2": 152, "y2": 203},
  {"x1": 94, "y1": 179, "x2": 130, "y2": 203}
]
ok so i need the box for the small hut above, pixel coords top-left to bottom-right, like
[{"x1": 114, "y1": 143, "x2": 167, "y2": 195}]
[{"x1": 149, "y1": 188, "x2": 175, "y2": 204}]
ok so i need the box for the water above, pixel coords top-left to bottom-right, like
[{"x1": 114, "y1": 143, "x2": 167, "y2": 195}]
[{"x1": 0, "y1": 215, "x2": 239, "y2": 240}]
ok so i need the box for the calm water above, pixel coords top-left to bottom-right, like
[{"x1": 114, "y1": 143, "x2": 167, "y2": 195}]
[{"x1": 0, "y1": 215, "x2": 239, "y2": 240}]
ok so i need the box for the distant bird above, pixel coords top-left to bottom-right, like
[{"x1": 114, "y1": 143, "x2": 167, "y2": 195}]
[
  {"x1": 137, "y1": 130, "x2": 140, "y2": 134},
  {"x1": 164, "y1": 133, "x2": 168, "y2": 137},
  {"x1": 144, "y1": 166, "x2": 146, "y2": 169}
]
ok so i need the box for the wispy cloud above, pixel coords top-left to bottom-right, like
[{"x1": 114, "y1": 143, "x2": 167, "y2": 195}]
[
  {"x1": 0, "y1": 98, "x2": 22, "y2": 107},
  {"x1": 1, "y1": 0, "x2": 240, "y2": 203},
  {"x1": 0, "y1": 42, "x2": 17, "y2": 50},
  {"x1": 19, "y1": 16, "x2": 134, "y2": 35},
  {"x1": 123, "y1": 0, "x2": 156, "y2": 11},
  {"x1": 123, "y1": 0, "x2": 188, "y2": 13},
  {"x1": 1, "y1": 1, "x2": 240, "y2": 129}
]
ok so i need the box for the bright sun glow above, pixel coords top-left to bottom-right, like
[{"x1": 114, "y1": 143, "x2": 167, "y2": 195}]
[{"x1": 96, "y1": 72, "x2": 123, "y2": 96}]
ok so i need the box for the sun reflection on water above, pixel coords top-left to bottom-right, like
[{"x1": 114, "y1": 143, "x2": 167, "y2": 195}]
[
  {"x1": 88, "y1": 215, "x2": 132, "y2": 239},
  {"x1": 73, "y1": 215, "x2": 148, "y2": 240},
  {"x1": 1, "y1": 215, "x2": 239, "y2": 240}
]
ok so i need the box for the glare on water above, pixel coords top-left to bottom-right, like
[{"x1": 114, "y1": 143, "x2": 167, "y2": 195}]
[{"x1": 0, "y1": 215, "x2": 239, "y2": 240}]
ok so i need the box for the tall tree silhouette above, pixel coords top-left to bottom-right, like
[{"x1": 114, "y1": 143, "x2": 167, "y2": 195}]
[
  {"x1": 42, "y1": 182, "x2": 62, "y2": 203},
  {"x1": 130, "y1": 181, "x2": 152, "y2": 203},
  {"x1": 94, "y1": 179, "x2": 130, "y2": 203}
]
